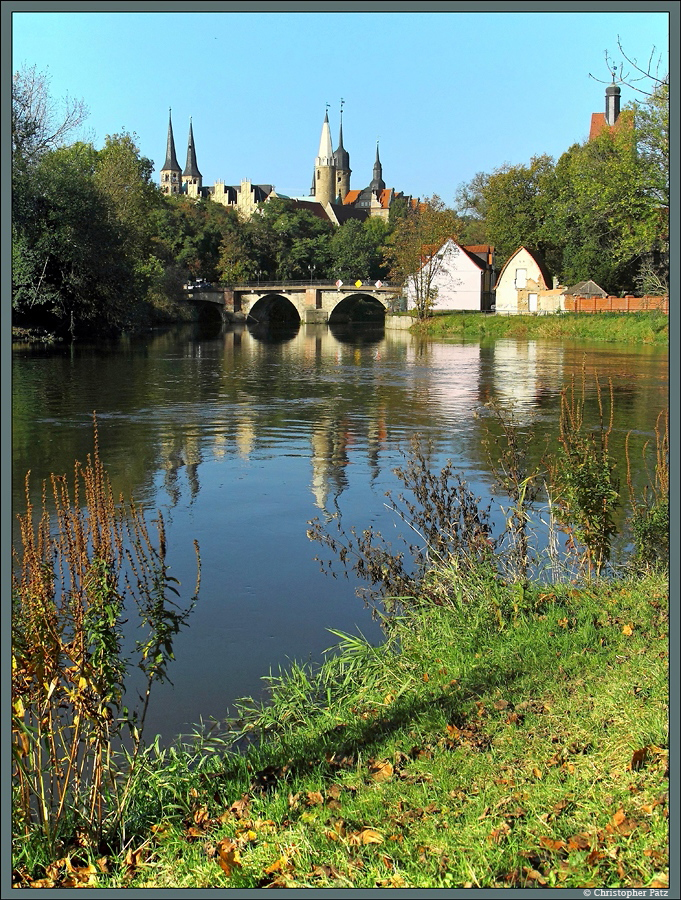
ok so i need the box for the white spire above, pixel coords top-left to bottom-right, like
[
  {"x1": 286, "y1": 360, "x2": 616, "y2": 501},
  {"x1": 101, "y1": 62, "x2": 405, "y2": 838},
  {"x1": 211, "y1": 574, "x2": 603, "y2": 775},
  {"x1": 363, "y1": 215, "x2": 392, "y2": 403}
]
[{"x1": 315, "y1": 110, "x2": 334, "y2": 167}]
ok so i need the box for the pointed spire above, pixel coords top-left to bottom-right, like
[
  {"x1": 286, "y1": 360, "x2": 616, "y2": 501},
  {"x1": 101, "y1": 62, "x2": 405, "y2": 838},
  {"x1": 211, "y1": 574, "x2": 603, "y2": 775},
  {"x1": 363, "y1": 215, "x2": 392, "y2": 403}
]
[
  {"x1": 333, "y1": 99, "x2": 350, "y2": 170},
  {"x1": 183, "y1": 118, "x2": 202, "y2": 178},
  {"x1": 163, "y1": 108, "x2": 181, "y2": 172},
  {"x1": 316, "y1": 107, "x2": 334, "y2": 167},
  {"x1": 370, "y1": 142, "x2": 385, "y2": 192}
]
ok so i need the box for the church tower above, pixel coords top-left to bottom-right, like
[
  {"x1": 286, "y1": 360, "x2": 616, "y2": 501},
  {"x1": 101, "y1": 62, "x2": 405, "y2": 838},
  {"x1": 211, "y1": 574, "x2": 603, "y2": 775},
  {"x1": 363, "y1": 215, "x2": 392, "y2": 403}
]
[
  {"x1": 182, "y1": 119, "x2": 203, "y2": 197},
  {"x1": 313, "y1": 109, "x2": 336, "y2": 206},
  {"x1": 160, "y1": 110, "x2": 182, "y2": 195},
  {"x1": 332, "y1": 102, "x2": 351, "y2": 203},
  {"x1": 605, "y1": 72, "x2": 621, "y2": 126},
  {"x1": 369, "y1": 143, "x2": 386, "y2": 195}
]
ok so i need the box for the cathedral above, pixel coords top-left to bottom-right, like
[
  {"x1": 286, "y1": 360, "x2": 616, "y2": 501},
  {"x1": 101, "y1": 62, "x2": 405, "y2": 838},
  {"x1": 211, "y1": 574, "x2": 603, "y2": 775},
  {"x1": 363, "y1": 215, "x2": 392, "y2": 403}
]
[{"x1": 159, "y1": 108, "x2": 416, "y2": 224}]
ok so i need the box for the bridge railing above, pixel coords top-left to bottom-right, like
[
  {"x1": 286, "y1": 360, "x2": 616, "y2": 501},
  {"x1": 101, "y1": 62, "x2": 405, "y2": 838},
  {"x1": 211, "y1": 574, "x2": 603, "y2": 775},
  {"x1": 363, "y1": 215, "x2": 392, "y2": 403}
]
[{"x1": 194, "y1": 280, "x2": 398, "y2": 290}]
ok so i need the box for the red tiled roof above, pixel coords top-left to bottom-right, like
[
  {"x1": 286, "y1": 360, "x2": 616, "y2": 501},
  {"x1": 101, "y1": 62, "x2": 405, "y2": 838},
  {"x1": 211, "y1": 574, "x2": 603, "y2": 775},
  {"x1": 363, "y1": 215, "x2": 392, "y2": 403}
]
[
  {"x1": 589, "y1": 113, "x2": 607, "y2": 141},
  {"x1": 589, "y1": 109, "x2": 632, "y2": 142},
  {"x1": 342, "y1": 190, "x2": 361, "y2": 206}
]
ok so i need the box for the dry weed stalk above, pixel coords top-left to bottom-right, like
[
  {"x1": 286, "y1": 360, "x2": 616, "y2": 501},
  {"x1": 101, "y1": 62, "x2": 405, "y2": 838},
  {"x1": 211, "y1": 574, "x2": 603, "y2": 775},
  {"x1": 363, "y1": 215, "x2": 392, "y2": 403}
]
[{"x1": 11, "y1": 418, "x2": 199, "y2": 849}]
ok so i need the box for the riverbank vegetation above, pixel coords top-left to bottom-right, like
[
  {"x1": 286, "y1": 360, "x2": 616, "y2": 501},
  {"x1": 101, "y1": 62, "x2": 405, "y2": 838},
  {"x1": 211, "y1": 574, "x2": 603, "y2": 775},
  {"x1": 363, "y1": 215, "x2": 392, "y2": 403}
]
[
  {"x1": 12, "y1": 379, "x2": 669, "y2": 888},
  {"x1": 12, "y1": 46, "x2": 668, "y2": 339},
  {"x1": 414, "y1": 311, "x2": 669, "y2": 345}
]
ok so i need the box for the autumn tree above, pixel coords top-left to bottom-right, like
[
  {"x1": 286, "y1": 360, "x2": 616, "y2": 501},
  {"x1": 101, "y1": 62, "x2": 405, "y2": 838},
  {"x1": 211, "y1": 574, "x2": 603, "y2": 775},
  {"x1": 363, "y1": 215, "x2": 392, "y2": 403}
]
[{"x1": 383, "y1": 196, "x2": 461, "y2": 319}]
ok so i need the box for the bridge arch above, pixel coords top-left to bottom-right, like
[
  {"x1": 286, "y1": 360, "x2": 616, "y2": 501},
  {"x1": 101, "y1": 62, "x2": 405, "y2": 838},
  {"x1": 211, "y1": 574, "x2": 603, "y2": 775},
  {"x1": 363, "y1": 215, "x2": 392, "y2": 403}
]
[
  {"x1": 328, "y1": 292, "x2": 387, "y2": 324},
  {"x1": 248, "y1": 293, "x2": 301, "y2": 326}
]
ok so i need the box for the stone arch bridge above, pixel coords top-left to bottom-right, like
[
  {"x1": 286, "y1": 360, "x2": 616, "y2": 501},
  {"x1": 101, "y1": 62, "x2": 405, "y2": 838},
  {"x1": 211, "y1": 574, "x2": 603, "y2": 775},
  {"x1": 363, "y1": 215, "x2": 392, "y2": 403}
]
[{"x1": 186, "y1": 281, "x2": 400, "y2": 325}]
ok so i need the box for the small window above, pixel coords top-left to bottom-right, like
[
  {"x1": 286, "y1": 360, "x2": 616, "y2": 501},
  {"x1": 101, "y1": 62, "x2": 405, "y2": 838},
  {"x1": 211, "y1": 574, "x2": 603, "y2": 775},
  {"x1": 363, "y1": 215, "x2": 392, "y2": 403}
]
[{"x1": 515, "y1": 268, "x2": 527, "y2": 289}]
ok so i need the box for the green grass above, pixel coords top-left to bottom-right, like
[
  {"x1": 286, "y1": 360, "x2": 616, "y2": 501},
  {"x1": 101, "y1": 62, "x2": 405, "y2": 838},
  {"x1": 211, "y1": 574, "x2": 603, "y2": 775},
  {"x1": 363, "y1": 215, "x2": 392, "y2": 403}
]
[
  {"x1": 14, "y1": 569, "x2": 668, "y2": 889},
  {"x1": 413, "y1": 312, "x2": 669, "y2": 345}
]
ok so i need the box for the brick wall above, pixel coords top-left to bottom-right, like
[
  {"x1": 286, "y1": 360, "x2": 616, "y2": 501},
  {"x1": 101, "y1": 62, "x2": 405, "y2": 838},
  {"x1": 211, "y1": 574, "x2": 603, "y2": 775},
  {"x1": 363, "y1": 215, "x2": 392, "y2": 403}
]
[{"x1": 563, "y1": 295, "x2": 669, "y2": 314}]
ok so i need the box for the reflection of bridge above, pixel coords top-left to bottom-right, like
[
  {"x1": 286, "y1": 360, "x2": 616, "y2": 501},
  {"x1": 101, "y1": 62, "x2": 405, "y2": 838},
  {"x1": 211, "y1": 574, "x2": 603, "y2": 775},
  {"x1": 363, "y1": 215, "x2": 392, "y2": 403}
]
[{"x1": 186, "y1": 281, "x2": 400, "y2": 324}]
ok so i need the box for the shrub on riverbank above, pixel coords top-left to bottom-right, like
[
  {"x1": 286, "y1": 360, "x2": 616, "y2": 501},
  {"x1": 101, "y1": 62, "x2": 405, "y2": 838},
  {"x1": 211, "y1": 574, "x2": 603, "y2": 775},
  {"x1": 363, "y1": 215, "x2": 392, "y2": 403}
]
[{"x1": 414, "y1": 311, "x2": 669, "y2": 345}]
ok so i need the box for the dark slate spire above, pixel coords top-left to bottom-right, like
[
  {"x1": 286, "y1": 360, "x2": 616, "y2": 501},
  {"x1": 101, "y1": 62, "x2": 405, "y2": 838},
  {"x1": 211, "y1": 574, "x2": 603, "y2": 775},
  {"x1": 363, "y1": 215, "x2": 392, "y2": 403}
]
[
  {"x1": 163, "y1": 109, "x2": 181, "y2": 172},
  {"x1": 183, "y1": 119, "x2": 202, "y2": 178},
  {"x1": 333, "y1": 103, "x2": 350, "y2": 170},
  {"x1": 369, "y1": 142, "x2": 385, "y2": 192}
]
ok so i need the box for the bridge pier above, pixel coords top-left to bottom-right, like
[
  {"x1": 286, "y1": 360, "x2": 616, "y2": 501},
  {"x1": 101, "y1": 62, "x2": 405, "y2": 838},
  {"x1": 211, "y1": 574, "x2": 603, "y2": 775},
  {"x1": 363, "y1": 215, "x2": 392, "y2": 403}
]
[{"x1": 303, "y1": 308, "x2": 328, "y2": 324}]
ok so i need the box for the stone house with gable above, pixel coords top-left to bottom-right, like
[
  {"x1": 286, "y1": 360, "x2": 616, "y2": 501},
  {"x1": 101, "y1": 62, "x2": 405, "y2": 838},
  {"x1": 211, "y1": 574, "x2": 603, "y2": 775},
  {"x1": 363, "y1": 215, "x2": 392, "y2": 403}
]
[{"x1": 494, "y1": 247, "x2": 564, "y2": 314}]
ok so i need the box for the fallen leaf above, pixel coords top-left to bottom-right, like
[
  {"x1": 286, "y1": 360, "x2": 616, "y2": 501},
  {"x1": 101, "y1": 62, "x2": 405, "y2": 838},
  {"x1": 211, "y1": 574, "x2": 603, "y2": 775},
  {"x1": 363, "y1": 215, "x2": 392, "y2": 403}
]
[
  {"x1": 193, "y1": 805, "x2": 210, "y2": 826},
  {"x1": 650, "y1": 873, "x2": 669, "y2": 888},
  {"x1": 377, "y1": 874, "x2": 406, "y2": 887},
  {"x1": 523, "y1": 867, "x2": 547, "y2": 884},
  {"x1": 311, "y1": 863, "x2": 343, "y2": 880},
  {"x1": 539, "y1": 836, "x2": 566, "y2": 852},
  {"x1": 611, "y1": 808, "x2": 626, "y2": 827},
  {"x1": 349, "y1": 827, "x2": 383, "y2": 846},
  {"x1": 228, "y1": 795, "x2": 251, "y2": 818},
  {"x1": 216, "y1": 839, "x2": 241, "y2": 877},
  {"x1": 493, "y1": 699, "x2": 509, "y2": 710},
  {"x1": 305, "y1": 790, "x2": 324, "y2": 806},
  {"x1": 369, "y1": 759, "x2": 394, "y2": 782},
  {"x1": 630, "y1": 746, "x2": 649, "y2": 771},
  {"x1": 532, "y1": 767, "x2": 543, "y2": 779},
  {"x1": 622, "y1": 624, "x2": 634, "y2": 636},
  {"x1": 264, "y1": 856, "x2": 292, "y2": 875},
  {"x1": 488, "y1": 823, "x2": 511, "y2": 844},
  {"x1": 567, "y1": 833, "x2": 592, "y2": 851}
]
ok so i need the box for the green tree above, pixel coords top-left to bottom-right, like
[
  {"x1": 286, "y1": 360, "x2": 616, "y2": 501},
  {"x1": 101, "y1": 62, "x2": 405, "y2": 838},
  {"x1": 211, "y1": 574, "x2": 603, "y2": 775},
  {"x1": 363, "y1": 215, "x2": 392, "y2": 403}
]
[
  {"x1": 383, "y1": 196, "x2": 460, "y2": 319},
  {"x1": 94, "y1": 132, "x2": 159, "y2": 250},
  {"x1": 13, "y1": 142, "x2": 134, "y2": 336},
  {"x1": 469, "y1": 156, "x2": 556, "y2": 268},
  {"x1": 543, "y1": 114, "x2": 663, "y2": 293},
  {"x1": 247, "y1": 199, "x2": 334, "y2": 280},
  {"x1": 329, "y1": 217, "x2": 389, "y2": 283}
]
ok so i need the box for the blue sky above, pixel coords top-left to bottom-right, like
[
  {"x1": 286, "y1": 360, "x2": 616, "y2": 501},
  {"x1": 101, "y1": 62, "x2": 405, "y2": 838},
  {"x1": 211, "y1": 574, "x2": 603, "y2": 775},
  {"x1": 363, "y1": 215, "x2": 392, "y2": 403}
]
[{"x1": 10, "y1": 8, "x2": 671, "y2": 203}]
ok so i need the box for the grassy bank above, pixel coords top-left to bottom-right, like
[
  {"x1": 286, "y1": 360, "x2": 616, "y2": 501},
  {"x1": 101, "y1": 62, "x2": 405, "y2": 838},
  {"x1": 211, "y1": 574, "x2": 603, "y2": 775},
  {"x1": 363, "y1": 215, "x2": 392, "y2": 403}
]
[
  {"x1": 414, "y1": 311, "x2": 669, "y2": 345},
  {"x1": 15, "y1": 568, "x2": 668, "y2": 889}
]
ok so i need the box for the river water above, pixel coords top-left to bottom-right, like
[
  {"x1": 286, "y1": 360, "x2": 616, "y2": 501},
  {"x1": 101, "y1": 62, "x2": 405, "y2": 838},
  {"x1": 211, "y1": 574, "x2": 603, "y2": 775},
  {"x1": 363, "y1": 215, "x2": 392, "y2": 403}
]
[{"x1": 12, "y1": 322, "x2": 668, "y2": 743}]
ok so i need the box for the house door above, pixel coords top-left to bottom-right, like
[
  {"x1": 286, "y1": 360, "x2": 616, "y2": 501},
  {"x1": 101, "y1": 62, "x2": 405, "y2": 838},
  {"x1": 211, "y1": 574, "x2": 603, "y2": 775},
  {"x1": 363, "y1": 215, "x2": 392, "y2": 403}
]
[{"x1": 528, "y1": 293, "x2": 538, "y2": 313}]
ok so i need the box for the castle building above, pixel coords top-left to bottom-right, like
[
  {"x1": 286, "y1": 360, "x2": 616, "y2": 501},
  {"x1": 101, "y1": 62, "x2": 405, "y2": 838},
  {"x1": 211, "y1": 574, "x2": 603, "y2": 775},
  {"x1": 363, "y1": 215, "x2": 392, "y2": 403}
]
[{"x1": 159, "y1": 106, "x2": 416, "y2": 223}]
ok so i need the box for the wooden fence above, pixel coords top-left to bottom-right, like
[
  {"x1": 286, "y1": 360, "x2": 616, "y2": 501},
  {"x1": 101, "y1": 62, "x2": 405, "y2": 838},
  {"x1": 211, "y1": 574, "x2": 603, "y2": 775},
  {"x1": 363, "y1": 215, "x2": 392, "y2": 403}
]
[{"x1": 563, "y1": 295, "x2": 668, "y2": 314}]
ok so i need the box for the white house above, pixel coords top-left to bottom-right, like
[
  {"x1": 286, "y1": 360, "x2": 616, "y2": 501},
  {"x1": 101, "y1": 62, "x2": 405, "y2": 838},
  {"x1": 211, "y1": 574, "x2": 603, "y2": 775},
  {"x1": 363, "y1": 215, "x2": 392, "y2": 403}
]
[
  {"x1": 494, "y1": 246, "x2": 564, "y2": 314},
  {"x1": 405, "y1": 240, "x2": 495, "y2": 312}
]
